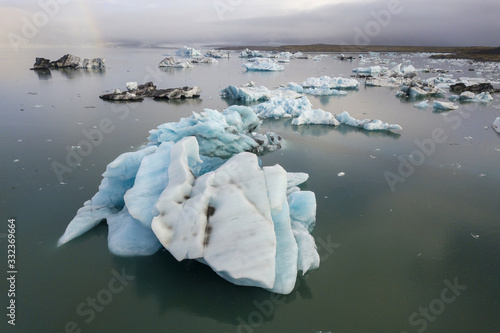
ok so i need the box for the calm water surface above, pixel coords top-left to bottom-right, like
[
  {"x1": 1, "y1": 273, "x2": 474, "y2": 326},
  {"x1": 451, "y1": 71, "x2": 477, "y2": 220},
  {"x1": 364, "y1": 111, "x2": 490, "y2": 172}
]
[{"x1": 0, "y1": 47, "x2": 499, "y2": 333}]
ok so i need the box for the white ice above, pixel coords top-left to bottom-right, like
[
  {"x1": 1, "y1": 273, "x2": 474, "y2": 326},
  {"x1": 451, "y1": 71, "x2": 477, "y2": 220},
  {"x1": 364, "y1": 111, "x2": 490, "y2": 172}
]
[
  {"x1": 433, "y1": 101, "x2": 459, "y2": 111},
  {"x1": 60, "y1": 135, "x2": 319, "y2": 294},
  {"x1": 335, "y1": 111, "x2": 402, "y2": 131},
  {"x1": 291, "y1": 109, "x2": 340, "y2": 126},
  {"x1": 242, "y1": 59, "x2": 284, "y2": 71},
  {"x1": 301, "y1": 76, "x2": 359, "y2": 90},
  {"x1": 252, "y1": 96, "x2": 312, "y2": 119},
  {"x1": 175, "y1": 46, "x2": 202, "y2": 57}
]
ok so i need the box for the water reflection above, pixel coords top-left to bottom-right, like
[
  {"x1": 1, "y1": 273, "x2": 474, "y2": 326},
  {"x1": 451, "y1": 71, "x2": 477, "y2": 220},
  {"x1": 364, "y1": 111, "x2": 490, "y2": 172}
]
[
  {"x1": 33, "y1": 68, "x2": 52, "y2": 80},
  {"x1": 121, "y1": 252, "x2": 312, "y2": 325}
]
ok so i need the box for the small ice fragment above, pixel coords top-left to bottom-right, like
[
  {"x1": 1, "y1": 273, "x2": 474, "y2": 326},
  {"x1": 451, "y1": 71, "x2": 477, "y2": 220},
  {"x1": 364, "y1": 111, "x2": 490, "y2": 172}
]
[
  {"x1": 478, "y1": 174, "x2": 486, "y2": 177},
  {"x1": 13, "y1": 159, "x2": 19, "y2": 162},
  {"x1": 370, "y1": 155, "x2": 376, "y2": 159},
  {"x1": 470, "y1": 233, "x2": 479, "y2": 239},
  {"x1": 46, "y1": 139, "x2": 52, "y2": 142},
  {"x1": 18, "y1": 139, "x2": 22, "y2": 142},
  {"x1": 338, "y1": 172, "x2": 345, "y2": 177},
  {"x1": 60, "y1": 182, "x2": 66, "y2": 185}
]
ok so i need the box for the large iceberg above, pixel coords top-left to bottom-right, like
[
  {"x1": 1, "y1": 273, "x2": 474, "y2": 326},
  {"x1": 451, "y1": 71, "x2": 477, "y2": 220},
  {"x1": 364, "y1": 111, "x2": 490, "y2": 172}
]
[
  {"x1": 352, "y1": 65, "x2": 387, "y2": 76},
  {"x1": 205, "y1": 49, "x2": 230, "y2": 58},
  {"x1": 158, "y1": 57, "x2": 194, "y2": 68},
  {"x1": 335, "y1": 111, "x2": 402, "y2": 131},
  {"x1": 58, "y1": 136, "x2": 319, "y2": 295},
  {"x1": 459, "y1": 91, "x2": 493, "y2": 103},
  {"x1": 242, "y1": 59, "x2": 284, "y2": 72}
]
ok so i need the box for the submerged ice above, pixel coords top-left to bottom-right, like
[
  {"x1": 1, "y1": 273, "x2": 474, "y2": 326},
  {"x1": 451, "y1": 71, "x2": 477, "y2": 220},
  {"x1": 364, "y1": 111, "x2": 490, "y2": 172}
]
[{"x1": 58, "y1": 108, "x2": 319, "y2": 294}]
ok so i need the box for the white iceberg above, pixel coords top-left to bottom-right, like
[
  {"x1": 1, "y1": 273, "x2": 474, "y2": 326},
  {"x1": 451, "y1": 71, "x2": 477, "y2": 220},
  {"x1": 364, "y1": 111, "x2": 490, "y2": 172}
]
[
  {"x1": 459, "y1": 91, "x2": 493, "y2": 103},
  {"x1": 493, "y1": 117, "x2": 500, "y2": 133},
  {"x1": 291, "y1": 109, "x2": 340, "y2": 126},
  {"x1": 287, "y1": 82, "x2": 304, "y2": 93},
  {"x1": 175, "y1": 46, "x2": 202, "y2": 57},
  {"x1": 335, "y1": 111, "x2": 402, "y2": 131},
  {"x1": 252, "y1": 96, "x2": 312, "y2": 119},
  {"x1": 414, "y1": 100, "x2": 430, "y2": 109},
  {"x1": 433, "y1": 101, "x2": 459, "y2": 111},
  {"x1": 242, "y1": 59, "x2": 284, "y2": 72},
  {"x1": 158, "y1": 57, "x2": 194, "y2": 68},
  {"x1": 220, "y1": 84, "x2": 302, "y2": 102},
  {"x1": 125, "y1": 82, "x2": 138, "y2": 91},
  {"x1": 59, "y1": 136, "x2": 319, "y2": 295},
  {"x1": 301, "y1": 76, "x2": 359, "y2": 90}
]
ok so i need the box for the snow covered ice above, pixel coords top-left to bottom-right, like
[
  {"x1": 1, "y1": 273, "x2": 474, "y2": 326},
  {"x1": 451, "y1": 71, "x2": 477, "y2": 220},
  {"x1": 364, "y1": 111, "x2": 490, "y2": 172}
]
[{"x1": 58, "y1": 134, "x2": 319, "y2": 294}]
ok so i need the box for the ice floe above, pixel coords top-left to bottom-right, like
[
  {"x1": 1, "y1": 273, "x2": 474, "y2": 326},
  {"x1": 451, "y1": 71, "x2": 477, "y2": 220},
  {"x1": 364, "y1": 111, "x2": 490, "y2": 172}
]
[{"x1": 291, "y1": 109, "x2": 340, "y2": 126}]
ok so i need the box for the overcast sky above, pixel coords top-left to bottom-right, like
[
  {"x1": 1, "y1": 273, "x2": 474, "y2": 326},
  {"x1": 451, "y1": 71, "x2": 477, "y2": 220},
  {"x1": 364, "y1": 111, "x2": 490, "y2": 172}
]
[{"x1": 1, "y1": 0, "x2": 499, "y2": 49}]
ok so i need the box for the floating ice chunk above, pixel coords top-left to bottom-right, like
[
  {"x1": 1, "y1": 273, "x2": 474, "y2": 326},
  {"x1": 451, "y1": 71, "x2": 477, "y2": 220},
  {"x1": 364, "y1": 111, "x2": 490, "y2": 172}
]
[
  {"x1": 301, "y1": 76, "x2": 359, "y2": 90},
  {"x1": 433, "y1": 101, "x2": 459, "y2": 111},
  {"x1": 125, "y1": 82, "x2": 138, "y2": 91},
  {"x1": 493, "y1": 117, "x2": 500, "y2": 133},
  {"x1": 352, "y1": 65, "x2": 387, "y2": 75},
  {"x1": 338, "y1": 172, "x2": 346, "y2": 177},
  {"x1": 175, "y1": 46, "x2": 202, "y2": 57},
  {"x1": 291, "y1": 109, "x2": 340, "y2": 126},
  {"x1": 304, "y1": 84, "x2": 347, "y2": 96},
  {"x1": 242, "y1": 59, "x2": 284, "y2": 71},
  {"x1": 158, "y1": 57, "x2": 194, "y2": 68},
  {"x1": 460, "y1": 91, "x2": 494, "y2": 103},
  {"x1": 335, "y1": 111, "x2": 402, "y2": 131},
  {"x1": 148, "y1": 105, "x2": 281, "y2": 158},
  {"x1": 414, "y1": 100, "x2": 430, "y2": 109},
  {"x1": 221, "y1": 84, "x2": 301, "y2": 102},
  {"x1": 252, "y1": 96, "x2": 312, "y2": 118},
  {"x1": 240, "y1": 49, "x2": 264, "y2": 58}
]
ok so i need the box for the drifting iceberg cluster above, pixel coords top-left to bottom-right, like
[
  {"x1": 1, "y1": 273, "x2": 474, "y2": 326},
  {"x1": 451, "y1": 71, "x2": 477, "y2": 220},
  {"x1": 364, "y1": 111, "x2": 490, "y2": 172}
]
[{"x1": 59, "y1": 106, "x2": 320, "y2": 294}]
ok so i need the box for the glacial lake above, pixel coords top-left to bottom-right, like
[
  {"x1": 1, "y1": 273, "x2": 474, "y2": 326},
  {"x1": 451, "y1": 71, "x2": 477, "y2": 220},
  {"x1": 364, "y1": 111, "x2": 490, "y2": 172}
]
[{"x1": 1, "y1": 47, "x2": 499, "y2": 333}]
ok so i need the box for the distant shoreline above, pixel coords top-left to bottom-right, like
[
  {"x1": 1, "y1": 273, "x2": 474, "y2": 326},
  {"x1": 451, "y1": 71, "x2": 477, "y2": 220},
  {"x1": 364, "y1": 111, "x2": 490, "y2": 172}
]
[{"x1": 217, "y1": 44, "x2": 500, "y2": 62}]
